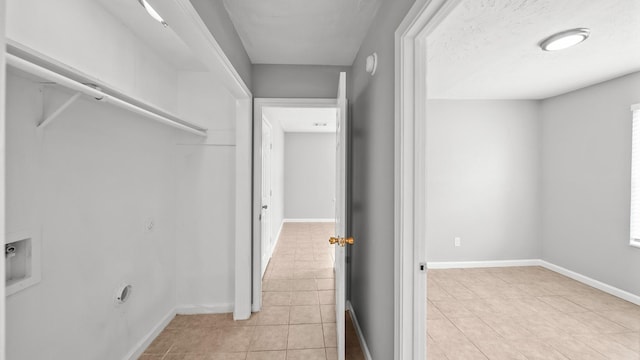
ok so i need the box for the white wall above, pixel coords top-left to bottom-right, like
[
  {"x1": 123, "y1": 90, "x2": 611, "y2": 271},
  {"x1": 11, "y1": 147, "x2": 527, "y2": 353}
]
[
  {"x1": 6, "y1": 0, "x2": 179, "y2": 114},
  {"x1": 284, "y1": 133, "x2": 336, "y2": 219},
  {"x1": 175, "y1": 83, "x2": 238, "y2": 312},
  {"x1": 176, "y1": 146, "x2": 236, "y2": 312},
  {"x1": 541, "y1": 71, "x2": 640, "y2": 296},
  {"x1": 5, "y1": 0, "x2": 242, "y2": 355},
  {"x1": 6, "y1": 72, "x2": 239, "y2": 360},
  {"x1": 177, "y1": 72, "x2": 235, "y2": 130},
  {"x1": 6, "y1": 74, "x2": 180, "y2": 360},
  {"x1": 426, "y1": 100, "x2": 541, "y2": 261}
]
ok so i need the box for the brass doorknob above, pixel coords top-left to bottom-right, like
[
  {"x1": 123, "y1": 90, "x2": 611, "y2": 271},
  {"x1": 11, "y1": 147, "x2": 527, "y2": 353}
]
[{"x1": 328, "y1": 236, "x2": 355, "y2": 247}]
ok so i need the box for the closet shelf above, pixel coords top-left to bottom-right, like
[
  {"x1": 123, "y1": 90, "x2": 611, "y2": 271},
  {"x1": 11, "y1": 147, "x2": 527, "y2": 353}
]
[{"x1": 6, "y1": 44, "x2": 208, "y2": 137}]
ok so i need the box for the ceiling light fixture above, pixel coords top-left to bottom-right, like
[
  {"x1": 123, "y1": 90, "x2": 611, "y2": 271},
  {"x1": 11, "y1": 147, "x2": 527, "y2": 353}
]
[
  {"x1": 138, "y1": 0, "x2": 168, "y2": 27},
  {"x1": 539, "y1": 28, "x2": 590, "y2": 51}
]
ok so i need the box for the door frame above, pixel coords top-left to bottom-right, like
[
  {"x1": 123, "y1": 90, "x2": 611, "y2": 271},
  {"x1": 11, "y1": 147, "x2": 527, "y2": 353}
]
[
  {"x1": 394, "y1": 0, "x2": 462, "y2": 358},
  {"x1": 252, "y1": 98, "x2": 338, "y2": 312},
  {"x1": 260, "y1": 116, "x2": 273, "y2": 278},
  {"x1": 0, "y1": 0, "x2": 7, "y2": 357}
]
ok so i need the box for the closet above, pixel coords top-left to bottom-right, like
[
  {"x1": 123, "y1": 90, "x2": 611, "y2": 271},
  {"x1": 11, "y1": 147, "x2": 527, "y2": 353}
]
[{"x1": 3, "y1": 0, "x2": 251, "y2": 359}]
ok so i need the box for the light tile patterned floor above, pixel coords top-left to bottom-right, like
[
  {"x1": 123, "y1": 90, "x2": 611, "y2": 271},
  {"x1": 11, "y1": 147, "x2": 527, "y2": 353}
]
[
  {"x1": 140, "y1": 222, "x2": 366, "y2": 360},
  {"x1": 427, "y1": 267, "x2": 640, "y2": 359}
]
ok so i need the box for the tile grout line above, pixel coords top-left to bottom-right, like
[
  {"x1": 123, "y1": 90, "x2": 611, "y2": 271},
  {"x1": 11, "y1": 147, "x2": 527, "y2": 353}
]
[
  {"x1": 428, "y1": 267, "x2": 640, "y2": 359},
  {"x1": 262, "y1": 224, "x2": 335, "y2": 357},
  {"x1": 444, "y1": 313, "x2": 491, "y2": 360},
  {"x1": 159, "y1": 344, "x2": 174, "y2": 360}
]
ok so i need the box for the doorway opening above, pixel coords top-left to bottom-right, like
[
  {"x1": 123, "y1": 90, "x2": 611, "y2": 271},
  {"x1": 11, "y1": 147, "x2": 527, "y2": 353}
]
[
  {"x1": 253, "y1": 73, "x2": 357, "y2": 359},
  {"x1": 253, "y1": 99, "x2": 339, "y2": 305},
  {"x1": 253, "y1": 99, "x2": 339, "y2": 357},
  {"x1": 398, "y1": 0, "x2": 640, "y2": 359}
]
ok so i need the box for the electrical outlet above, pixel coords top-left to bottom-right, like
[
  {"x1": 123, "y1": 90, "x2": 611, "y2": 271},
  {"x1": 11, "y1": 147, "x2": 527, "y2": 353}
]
[{"x1": 454, "y1": 237, "x2": 461, "y2": 247}]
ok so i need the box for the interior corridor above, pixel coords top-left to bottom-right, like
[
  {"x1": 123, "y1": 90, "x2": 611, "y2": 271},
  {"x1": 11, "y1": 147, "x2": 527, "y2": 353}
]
[
  {"x1": 140, "y1": 222, "x2": 343, "y2": 359},
  {"x1": 426, "y1": 267, "x2": 640, "y2": 359}
]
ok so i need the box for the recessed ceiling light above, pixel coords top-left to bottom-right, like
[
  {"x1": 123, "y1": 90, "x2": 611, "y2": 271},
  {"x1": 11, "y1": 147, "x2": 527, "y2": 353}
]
[
  {"x1": 138, "y1": 0, "x2": 168, "y2": 27},
  {"x1": 540, "y1": 28, "x2": 590, "y2": 51}
]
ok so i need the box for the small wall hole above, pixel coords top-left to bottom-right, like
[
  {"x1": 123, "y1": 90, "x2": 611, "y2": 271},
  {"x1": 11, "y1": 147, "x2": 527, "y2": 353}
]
[{"x1": 116, "y1": 284, "x2": 133, "y2": 304}]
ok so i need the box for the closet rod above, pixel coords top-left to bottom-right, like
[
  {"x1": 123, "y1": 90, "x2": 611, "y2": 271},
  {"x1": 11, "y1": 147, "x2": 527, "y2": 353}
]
[{"x1": 6, "y1": 54, "x2": 208, "y2": 137}]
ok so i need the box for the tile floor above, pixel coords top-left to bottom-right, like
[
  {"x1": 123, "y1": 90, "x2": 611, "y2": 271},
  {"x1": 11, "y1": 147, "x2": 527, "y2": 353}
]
[
  {"x1": 140, "y1": 222, "x2": 364, "y2": 360},
  {"x1": 427, "y1": 266, "x2": 640, "y2": 359}
]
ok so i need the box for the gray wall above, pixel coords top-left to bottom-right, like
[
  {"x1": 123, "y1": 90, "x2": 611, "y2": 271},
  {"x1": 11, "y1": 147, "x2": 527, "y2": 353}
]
[
  {"x1": 191, "y1": 0, "x2": 252, "y2": 89},
  {"x1": 348, "y1": 0, "x2": 415, "y2": 358},
  {"x1": 284, "y1": 133, "x2": 336, "y2": 219},
  {"x1": 252, "y1": 64, "x2": 350, "y2": 98},
  {"x1": 426, "y1": 100, "x2": 541, "y2": 261},
  {"x1": 541, "y1": 71, "x2": 640, "y2": 296}
]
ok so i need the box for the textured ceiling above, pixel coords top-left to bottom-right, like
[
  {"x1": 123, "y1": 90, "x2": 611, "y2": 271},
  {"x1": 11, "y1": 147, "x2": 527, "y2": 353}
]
[
  {"x1": 222, "y1": 0, "x2": 382, "y2": 65},
  {"x1": 264, "y1": 107, "x2": 337, "y2": 133},
  {"x1": 427, "y1": 0, "x2": 640, "y2": 99}
]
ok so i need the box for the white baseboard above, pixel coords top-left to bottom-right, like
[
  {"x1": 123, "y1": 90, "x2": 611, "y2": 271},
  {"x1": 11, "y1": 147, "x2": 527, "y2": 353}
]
[
  {"x1": 283, "y1": 218, "x2": 335, "y2": 223},
  {"x1": 261, "y1": 221, "x2": 285, "y2": 280},
  {"x1": 346, "y1": 301, "x2": 372, "y2": 360},
  {"x1": 539, "y1": 260, "x2": 640, "y2": 306},
  {"x1": 271, "y1": 221, "x2": 284, "y2": 255},
  {"x1": 427, "y1": 259, "x2": 540, "y2": 269},
  {"x1": 124, "y1": 308, "x2": 175, "y2": 360},
  {"x1": 426, "y1": 259, "x2": 640, "y2": 306},
  {"x1": 176, "y1": 303, "x2": 234, "y2": 315}
]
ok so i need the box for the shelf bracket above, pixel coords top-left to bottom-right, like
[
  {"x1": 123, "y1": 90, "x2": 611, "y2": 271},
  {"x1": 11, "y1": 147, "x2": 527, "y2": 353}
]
[{"x1": 38, "y1": 91, "x2": 82, "y2": 128}]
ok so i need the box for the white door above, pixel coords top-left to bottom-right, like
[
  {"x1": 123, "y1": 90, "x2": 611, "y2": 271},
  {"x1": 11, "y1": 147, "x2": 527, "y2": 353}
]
[
  {"x1": 331, "y1": 72, "x2": 350, "y2": 360},
  {"x1": 0, "y1": 0, "x2": 6, "y2": 357},
  {"x1": 260, "y1": 118, "x2": 273, "y2": 277}
]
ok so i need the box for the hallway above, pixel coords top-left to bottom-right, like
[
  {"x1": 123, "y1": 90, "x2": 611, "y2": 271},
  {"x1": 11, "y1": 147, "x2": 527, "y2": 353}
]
[
  {"x1": 259, "y1": 221, "x2": 338, "y2": 359},
  {"x1": 140, "y1": 222, "x2": 339, "y2": 359}
]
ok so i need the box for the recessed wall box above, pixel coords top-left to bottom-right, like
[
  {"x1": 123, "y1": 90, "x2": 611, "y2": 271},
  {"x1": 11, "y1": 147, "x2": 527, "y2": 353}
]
[{"x1": 6, "y1": 231, "x2": 41, "y2": 296}]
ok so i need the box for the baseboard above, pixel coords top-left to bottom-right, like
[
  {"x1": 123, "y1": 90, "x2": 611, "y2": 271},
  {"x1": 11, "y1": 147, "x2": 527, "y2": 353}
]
[
  {"x1": 539, "y1": 260, "x2": 640, "y2": 306},
  {"x1": 175, "y1": 303, "x2": 234, "y2": 315},
  {"x1": 426, "y1": 259, "x2": 640, "y2": 306},
  {"x1": 261, "y1": 221, "x2": 285, "y2": 280},
  {"x1": 272, "y1": 220, "x2": 284, "y2": 255},
  {"x1": 346, "y1": 301, "x2": 373, "y2": 360},
  {"x1": 124, "y1": 307, "x2": 175, "y2": 360},
  {"x1": 426, "y1": 259, "x2": 540, "y2": 269},
  {"x1": 283, "y1": 218, "x2": 335, "y2": 223}
]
